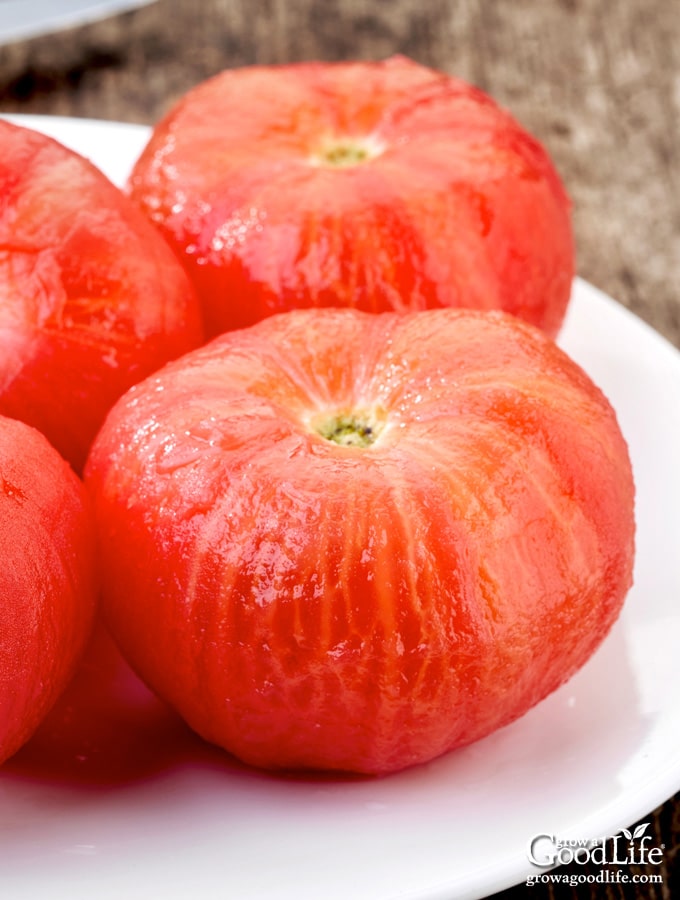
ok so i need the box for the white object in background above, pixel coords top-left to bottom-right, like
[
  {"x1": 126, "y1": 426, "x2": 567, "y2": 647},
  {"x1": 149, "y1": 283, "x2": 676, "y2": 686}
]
[{"x1": 0, "y1": 0, "x2": 156, "y2": 44}]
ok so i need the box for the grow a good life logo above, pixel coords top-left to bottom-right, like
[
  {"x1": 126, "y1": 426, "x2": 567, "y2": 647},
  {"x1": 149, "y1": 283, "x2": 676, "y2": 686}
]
[{"x1": 526, "y1": 822, "x2": 665, "y2": 888}]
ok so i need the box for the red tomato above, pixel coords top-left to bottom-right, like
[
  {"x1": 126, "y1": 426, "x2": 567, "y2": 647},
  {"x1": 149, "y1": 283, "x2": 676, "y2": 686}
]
[
  {"x1": 128, "y1": 56, "x2": 574, "y2": 339},
  {"x1": 5, "y1": 619, "x2": 204, "y2": 785},
  {"x1": 85, "y1": 307, "x2": 634, "y2": 775},
  {"x1": 0, "y1": 415, "x2": 97, "y2": 766},
  {"x1": 0, "y1": 118, "x2": 204, "y2": 473}
]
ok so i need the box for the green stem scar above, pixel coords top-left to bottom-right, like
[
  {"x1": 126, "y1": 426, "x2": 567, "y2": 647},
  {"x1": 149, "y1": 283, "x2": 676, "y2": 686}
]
[
  {"x1": 311, "y1": 135, "x2": 385, "y2": 169},
  {"x1": 313, "y1": 410, "x2": 387, "y2": 448}
]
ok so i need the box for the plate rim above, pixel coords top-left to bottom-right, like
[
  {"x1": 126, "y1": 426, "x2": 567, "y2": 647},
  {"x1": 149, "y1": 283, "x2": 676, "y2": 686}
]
[{"x1": 0, "y1": 113, "x2": 678, "y2": 900}]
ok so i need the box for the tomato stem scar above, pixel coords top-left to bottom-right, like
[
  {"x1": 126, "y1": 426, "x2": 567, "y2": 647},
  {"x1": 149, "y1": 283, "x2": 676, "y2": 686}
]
[
  {"x1": 310, "y1": 135, "x2": 385, "y2": 168},
  {"x1": 312, "y1": 409, "x2": 387, "y2": 447}
]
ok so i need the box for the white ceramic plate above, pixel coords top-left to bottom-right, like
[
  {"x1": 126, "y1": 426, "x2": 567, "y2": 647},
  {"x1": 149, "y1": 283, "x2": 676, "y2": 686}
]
[
  {"x1": 1, "y1": 115, "x2": 679, "y2": 900},
  {"x1": 0, "y1": 0, "x2": 155, "y2": 44}
]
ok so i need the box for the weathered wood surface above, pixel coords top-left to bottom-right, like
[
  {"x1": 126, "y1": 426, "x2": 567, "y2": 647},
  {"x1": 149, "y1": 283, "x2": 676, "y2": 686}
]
[{"x1": 1, "y1": 2, "x2": 678, "y2": 898}]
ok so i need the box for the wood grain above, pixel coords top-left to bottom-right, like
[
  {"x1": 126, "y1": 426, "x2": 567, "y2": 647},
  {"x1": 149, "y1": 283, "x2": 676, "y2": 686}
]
[{"x1": 1, "y1": 2, "x2": 678, "y2": 897}]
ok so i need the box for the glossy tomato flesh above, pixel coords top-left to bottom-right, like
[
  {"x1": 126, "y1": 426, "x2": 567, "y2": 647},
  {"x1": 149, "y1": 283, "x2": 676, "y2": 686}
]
[
  {"x1": 4, "y1": 618, "x2": 203, "y2": 785},
  {"x1": 128, "y1": 56, "x2": 574, "y2": 338},
  {"x1": 0, "y1": 118, "x2": 204, "y2": 473},
  {"x1": 85, "y1": 307, "x2": 634, "y2": 775},
  {"x1": 0, "y1": 415, "x2": 98, "y2": 765}
]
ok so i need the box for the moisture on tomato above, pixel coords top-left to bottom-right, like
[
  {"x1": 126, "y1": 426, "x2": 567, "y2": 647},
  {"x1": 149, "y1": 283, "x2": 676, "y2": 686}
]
[
  {"x1": 0, "y1": 415, "x2": 98, "y2": 766},
  {"x1": 85, "y1": 307, "x2": 635, "y2": 775},
  {"x1": 0, "y1": 118, "x2": 204, "y2": 473},
  {"x1": 128, "y1": 56, "x2": 574, "y2": 338}
]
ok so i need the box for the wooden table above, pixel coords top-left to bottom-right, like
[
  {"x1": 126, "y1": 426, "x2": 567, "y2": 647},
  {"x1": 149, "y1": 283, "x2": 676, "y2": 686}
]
[{"x1": 1, "y1": 1, "x2": 678, "y2": 897}]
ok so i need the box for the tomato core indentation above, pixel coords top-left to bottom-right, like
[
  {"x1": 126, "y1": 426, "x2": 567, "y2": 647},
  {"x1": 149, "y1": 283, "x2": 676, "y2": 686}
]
[
  {"x1": 310, "y1": 136, "x2": 385, "y2": 168},
  {"x1": 312, "y1": 409, "x2": 387, "y2": 448}
]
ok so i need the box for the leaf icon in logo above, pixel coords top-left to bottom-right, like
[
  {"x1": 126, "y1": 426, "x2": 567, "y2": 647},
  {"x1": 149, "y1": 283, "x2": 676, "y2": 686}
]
[
  {"x1": 633, "y1": 823, "x2": 650, "y2": 839},
  {"x1": 621, "y1": 828, "x2": 633, "y2": 840}
]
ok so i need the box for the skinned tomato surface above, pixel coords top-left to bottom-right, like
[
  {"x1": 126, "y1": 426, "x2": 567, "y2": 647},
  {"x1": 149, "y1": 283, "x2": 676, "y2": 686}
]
[
  {"x1": 0, "y1": 414, "x2": 98, "y2": 766},
  {"x1": 128, "y1": 55, "x2": 574, "y2": 339},
  {"x1": 0, "y1": 118, "x2": 204, "y2": 473},
  {"x1": 5, "y1": 618, "x2": 203, "y2": 785},
  {"x1": 85, "y1": 307, "x2": 634, "y2": 775}
]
